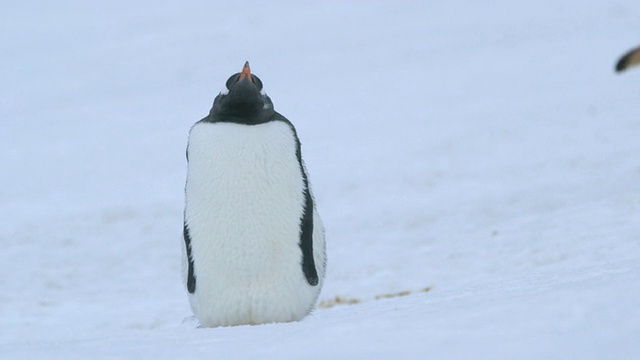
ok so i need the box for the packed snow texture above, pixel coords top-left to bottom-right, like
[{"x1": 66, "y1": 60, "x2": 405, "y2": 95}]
[{"x1": 1, "y1": 1, "x2": 639, "y2": 359}]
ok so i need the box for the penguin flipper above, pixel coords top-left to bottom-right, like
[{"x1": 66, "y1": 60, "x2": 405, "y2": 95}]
[
  {"x1": 299, "y1": 187, "x2": 319, "y2": 286},
  {"x1": 183, "y1": 222, "x2": 197, "y2": 293},
  {"x1": 271, "y1": 111, "x2": 320, "y2": 286}
]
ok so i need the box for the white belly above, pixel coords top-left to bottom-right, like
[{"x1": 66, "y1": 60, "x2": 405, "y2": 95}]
[{"x1": 183, "y1": 120, "x2": 324, "y2": 327}]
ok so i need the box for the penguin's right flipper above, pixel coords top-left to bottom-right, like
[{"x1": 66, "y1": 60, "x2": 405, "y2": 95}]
[
  {"x1": 183, "y1": 222, "x2": 196, "y2": 293},
  {"x1": 615, "y1": 46, "x2": 640, "y2": 73}
]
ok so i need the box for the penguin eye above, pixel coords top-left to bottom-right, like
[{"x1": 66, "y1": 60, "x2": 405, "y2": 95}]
[{"x1": 225, "y1": 74, "x2": 240, "y2": 90}]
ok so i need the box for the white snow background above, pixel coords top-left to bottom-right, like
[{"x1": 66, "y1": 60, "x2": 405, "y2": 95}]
[{"x1": 2, "y1": 1, "x2": 640, "y2": 359}]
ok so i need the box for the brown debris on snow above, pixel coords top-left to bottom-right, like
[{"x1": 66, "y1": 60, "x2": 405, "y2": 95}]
[{"x1": 319, "y1": 287, "x2": 432, "y2": 309}]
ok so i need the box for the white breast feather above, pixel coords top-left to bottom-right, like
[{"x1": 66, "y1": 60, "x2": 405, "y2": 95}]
[{"x1": 183, "y1": 121, "x2": 325, "y2": 327}]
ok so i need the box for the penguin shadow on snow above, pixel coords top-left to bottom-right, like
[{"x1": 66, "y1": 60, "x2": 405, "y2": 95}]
[{"x1": 318, "y1": 287, "x2": 432, "y2": 309}]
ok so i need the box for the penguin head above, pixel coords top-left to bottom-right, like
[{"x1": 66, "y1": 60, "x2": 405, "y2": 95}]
[{"x1": 210, "y1": 62, "x2": 275, "y2": 124}]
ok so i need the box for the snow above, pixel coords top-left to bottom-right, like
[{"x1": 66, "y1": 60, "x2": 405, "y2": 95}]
[{"x1": 2, "y1": 0, "x2": 640, "y2": 358}]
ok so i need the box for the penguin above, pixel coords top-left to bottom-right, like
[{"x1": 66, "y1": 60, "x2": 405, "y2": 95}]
[
  {"x1": 615, "y1": 45, "x2": 640, "y2": 73},
  {"x1": 182, "y1": 62, "x2": 326, "y2": 327}
]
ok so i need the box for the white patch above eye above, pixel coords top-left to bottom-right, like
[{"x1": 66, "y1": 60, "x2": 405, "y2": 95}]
[
  {"x1": 261, "y1": 91, "x2": 272, "y2": 109},
  {"x1": 219, "y1": 87, "x2": 229, "y2": 96}
]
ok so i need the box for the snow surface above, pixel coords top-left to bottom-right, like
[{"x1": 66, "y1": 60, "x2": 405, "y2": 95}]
[{"x1": 2, "y1": 1, "x2": 640, "y2": 359}]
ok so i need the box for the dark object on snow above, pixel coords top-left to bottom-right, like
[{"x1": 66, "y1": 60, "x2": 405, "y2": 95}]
[{"x1": 615, "y1": 46, "x2": 640, "y2": 73}]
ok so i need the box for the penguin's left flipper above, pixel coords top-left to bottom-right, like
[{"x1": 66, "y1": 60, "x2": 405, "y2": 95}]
[
  {"x1": 299, "y1": 187, "x2": 318, "y2": 286},
  {"x1": 272, "y1": 111, "x2": 320, "y2": 287}
]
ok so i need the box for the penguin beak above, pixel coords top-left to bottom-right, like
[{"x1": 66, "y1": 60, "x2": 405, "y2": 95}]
[{"x1": 238, "y1": 61, "x2": 253, "y2": 82}]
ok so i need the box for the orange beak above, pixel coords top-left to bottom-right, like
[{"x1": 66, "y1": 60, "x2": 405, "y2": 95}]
[{"x1": 238, "y1": 61, "x2": 252, "y2": 81}]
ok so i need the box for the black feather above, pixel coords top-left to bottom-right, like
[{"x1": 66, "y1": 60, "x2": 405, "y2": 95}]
[{"x1": 183, "y1": 221, "x2": 196, "y2": 293}]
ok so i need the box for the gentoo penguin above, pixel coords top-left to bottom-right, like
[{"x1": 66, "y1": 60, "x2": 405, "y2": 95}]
[
  {"x1": 615, "y1": 45, "x2": 640, "y2": 72},
  {"x1": 182, "y1": 62, "x2": 326, "y2": 327}
]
